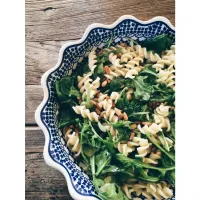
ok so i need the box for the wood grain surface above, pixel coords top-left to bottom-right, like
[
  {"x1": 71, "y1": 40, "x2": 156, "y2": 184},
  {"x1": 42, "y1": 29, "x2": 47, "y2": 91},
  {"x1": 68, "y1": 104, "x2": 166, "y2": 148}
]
[{"x1": 25, "y1": 0, "x2": 175, "y2": 199}]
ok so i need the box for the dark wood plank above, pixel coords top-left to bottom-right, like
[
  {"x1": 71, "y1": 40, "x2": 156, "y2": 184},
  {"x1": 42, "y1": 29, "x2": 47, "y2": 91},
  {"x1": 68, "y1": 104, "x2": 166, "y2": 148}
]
[
  {"x1": 25, "y1": 85, "x2": 43, "y2": 125},
  {"x1": 25, "y1": 127, "x2": 73, "y2": 200},
  {"x1": 26, "y1": 0, "x2": 175, "y2": 42},
  {"x1": 26, "y1": 41, "x2": 66, "y2": 85}
]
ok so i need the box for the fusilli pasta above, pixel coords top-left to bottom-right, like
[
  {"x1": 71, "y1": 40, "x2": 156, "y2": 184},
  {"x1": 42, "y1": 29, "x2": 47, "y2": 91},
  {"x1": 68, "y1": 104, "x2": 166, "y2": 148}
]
[
  {"x1": 72, "y1": 105, "x2": 99, "y2": 122},
  {"x1": 64, "y1": 128, "x2": 81, "y2": 157}
]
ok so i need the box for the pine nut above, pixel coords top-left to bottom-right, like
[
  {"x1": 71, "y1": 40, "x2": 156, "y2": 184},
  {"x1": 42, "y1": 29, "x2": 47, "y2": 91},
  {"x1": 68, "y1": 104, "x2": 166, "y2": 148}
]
[
  {"x1": 95, "y1": 108, "x2": 101, "y2": 115},
  {"x1": 129, "y1": 132, "x2": 135, "y2": 140},
  {"x1": 104, "y1": 66, "x2": 110, "y2": 75},
  {"x1": 126, "y1": 93, "x2": 132, "y2": 100},
  {"x1": 102, "y1": 80, "x2": 108, "y2": 87},
  {"x1": 107, "y1": 79, "x2": 111, "y2": 83},
  {"x1": 120, "y1": 42, "x2": 126, "y2": 47},
  {"x1": 156, "y1": 151, "x2": 161, "y2": 156},
  {"x1": 131, "y1": 124, "x2": 137, "y2": 129},
  {"x1": 115, "y1": 108, "x2": 122, "y2": 116},
  {"x1": 123, "y1": 112, "x2": 128, "y2": 121},
  {"x1": 106, "y1": 96, "x2": 110, "y2": 100}
]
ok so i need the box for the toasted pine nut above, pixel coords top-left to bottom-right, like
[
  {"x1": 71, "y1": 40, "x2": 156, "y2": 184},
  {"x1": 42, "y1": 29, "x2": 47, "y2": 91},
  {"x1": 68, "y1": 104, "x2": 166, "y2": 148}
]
[
  {"x1": 131, "y1": 124, "x2": 137, "y2": 129},
  {"x1": 118, "y1": 114, "x2": 123, "y2": 119},
  {"x1": 126, "y1": 93, "x2": 132, "y2": 100},
  {"x1": 123, "y1": 112, "x2": 128, "y2": 121},
  {"x1": 115, "y1": 108, "x2": 122, "y2": 116},
  {"x1": 129, "y1": 132, "x2": 135, "y2": 140},
  {"x1": 91, "y1": 100, "x2": 102, "y2": 110},
  {"x1": 107, "y1": 79, "x2": 111, "y2": 83},
  {"x1": 156, "y1": 151, "x2": 161, "y2": 156},
  {"x1": 101, "y1": 80, "x2": 108, "y2": 87},
  {"x1": 120, "y1": 42, "x2": 126, "y2": 47},
  {"x1": 104, "y1": 66, "x2": 110, "y2": 75},
  {"x1": 106, "y1": 96, "x2": 110, "y2": 100},
  {"x1": 142, "y1": 122, "x2": 152, "y2": 126},
  {"x1": 95, "y1": 108, "x2": 101, "y2": 115}
]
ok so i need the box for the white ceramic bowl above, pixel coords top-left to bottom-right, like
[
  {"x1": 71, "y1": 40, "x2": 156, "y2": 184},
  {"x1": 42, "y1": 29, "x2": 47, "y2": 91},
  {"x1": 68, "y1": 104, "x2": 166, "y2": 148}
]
[{"x1": 35, "y1": 15, "x2": 175, "y2": 200}]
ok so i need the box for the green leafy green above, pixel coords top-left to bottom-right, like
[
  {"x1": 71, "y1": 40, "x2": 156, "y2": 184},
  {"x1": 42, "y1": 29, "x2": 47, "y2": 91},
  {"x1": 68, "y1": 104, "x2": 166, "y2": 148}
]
[
  {"x1": 130, "y1": 76, "x2": 154, "y2": 101},
  {"x1": 55, "y1": 76, "x2": 81, "y2": 102},
  {"x1": 75, "y1": 58, "x2": 90, "y2": 76},
  {"x1": 115, "y1": 153, "x2": 175, "y2": 172},
  {"x1": 140, "y1": 34, "x2": 173, "y2": 53},
  {"x1": 93, "y1": 63, "x2": 104, "y2": 79},
  {"x1": 93, "y1": 178, "x2": 129, "y2": 200},
  {"x1": 146, "y1": 133, "x2": 175, "y2": 161},
  {"x1": 134, "y1": 167, "x2": 161, "y2": 183},
  {"x1": 166, "y1": 170, "x2": 175, "y2": 185},
  {"x1": 95, "y1": 150, "x2": 112, "y2": 176},
  {"x1": 110, "y1": 77, "x2": 125, "y2": 91}
]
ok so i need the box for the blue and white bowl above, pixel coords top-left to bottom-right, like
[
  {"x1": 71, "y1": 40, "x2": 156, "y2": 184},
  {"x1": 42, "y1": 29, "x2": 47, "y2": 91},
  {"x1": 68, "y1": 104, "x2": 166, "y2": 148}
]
[{"x1": 35, "y1": 15, "x2": 175, "y2": 200}]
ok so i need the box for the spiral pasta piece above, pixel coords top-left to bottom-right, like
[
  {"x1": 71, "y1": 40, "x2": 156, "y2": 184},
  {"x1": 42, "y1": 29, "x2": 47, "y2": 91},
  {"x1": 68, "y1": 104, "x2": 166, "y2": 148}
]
[
  {"x1": 77, "y1": 72, "x2": 92, "y2": 93},
  {"x1": 117, "y1": 143, "x2": 135, "y2": 156},
  {"x1": 88, "y1": 49, "x2": 97, "y2": 72},
  {"x1": 64, "y1": 128, "x2": 81, "y2": 157},
  {"x1": 109, "y1": 52, "x2": 121, "y2": 67},
  {"x1": 122, "y1": 181, "x2": 173, "y2": 200},
  {"x1": 98, "y1": 98, "x2": 119, "y2": 122},
  {"x1": 154, "y1": 103, "x2": 171, "y2": 131},
  {"x1": 110, "y1": 92, "x2": 120, "y2": 102},
  {"x1": 121, "y1": 51, "x2": 137, "y2": 63},
  {"x1": 135, "y1": 44, "x2": 161, "y2": 62},
  {"x1": 98, "y1": 121, "x2": 118, "y2": 137},
  {"x1": 157, "y1": 68, "x2": 175, "y2": 90},
  {"x1": 152, "y1": 49, "x2": 175, "y2": 72},
  {"x1": 72, "y1": 105, "x2": 99, "y2": 122},
  {"x1": 143, "y1": 152, "x2": 161, "y2": 165},
  {"x1": 138, "y1": 123, "x2": 162, "y2": 135}
]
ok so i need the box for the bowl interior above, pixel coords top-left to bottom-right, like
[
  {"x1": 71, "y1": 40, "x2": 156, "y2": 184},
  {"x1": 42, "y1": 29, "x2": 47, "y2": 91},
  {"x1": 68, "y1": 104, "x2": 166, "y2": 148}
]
[{"x1": 40, "y1": 18, "x2": 175, "y2": 198}]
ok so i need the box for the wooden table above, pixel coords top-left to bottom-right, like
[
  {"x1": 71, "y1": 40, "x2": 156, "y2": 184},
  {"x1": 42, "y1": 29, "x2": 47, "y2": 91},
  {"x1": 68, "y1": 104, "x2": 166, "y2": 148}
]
[{"x1": 25, "y1": 0, "x2": 175, "y2": 199}]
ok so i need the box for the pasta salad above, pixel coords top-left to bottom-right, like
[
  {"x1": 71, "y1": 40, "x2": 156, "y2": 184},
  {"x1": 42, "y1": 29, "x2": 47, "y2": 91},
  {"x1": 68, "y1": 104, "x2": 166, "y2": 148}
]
[{"x1": 55, "y1": 35, "x2": 175, "y2": 200}]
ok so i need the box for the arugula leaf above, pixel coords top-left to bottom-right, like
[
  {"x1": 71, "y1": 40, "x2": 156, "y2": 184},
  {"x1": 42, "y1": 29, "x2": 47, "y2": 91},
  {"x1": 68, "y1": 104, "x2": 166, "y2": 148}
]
[
  {"x1": 110, "y1": 77, "x2": 125, "y2": 91},
  {"x1": 55, "y1": 76, "x2": 81, "y2": 102},
  {"x1": 93, "y1": 63, "x2": 104, "y2": 80},
  {"x1": 95, "y1": 150, "x2": 112, "y2": 176},
  {"x1": 150, "y1": 83, "x2": 175, "y2": 105},
  {"x1": 75, "y1": 58, "x2": 90, "y2": 76},
  {"x1": 93, "y1": 178, "x2": 129, "y2": 200},
  {"x1": 115, "y1": 153, "x2": 175, "y2": 172},
  {"x1": 146, "y1": 133, "x2": 175, "y2": 161},
  {"x1": 140, "y1": 64, "x2": 158, "y2": 77},
  {"x1": 140, "y1": 34, "x2": 173, "y2": 53},
  {"x1": 80, "y1": 121, "x2": 102, "y2": 159},
  {"x1": 134, "y1": 167, "x2": 161, "y2": 183},
  {"x1": 130, "y1": 76, "x2": 154, "y2": 101},
  {"x1": 89, "y1": 121, "x2": 116, "y2": 154},
  {"x1": 109, "y1": 120, "x2": 132, "y2": 142},
  {"x1": 57, "y1": 99, "x2": 79, "y2": 128},
  {"x1": 166, "y1": 170, "x2": 175, "y2": 185}
]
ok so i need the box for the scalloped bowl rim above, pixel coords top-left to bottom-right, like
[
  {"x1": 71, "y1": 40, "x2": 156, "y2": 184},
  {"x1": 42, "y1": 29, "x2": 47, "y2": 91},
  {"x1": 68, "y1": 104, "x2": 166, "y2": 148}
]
[{"x1": 35, "y1": 15, "x2": 175, "y2": 200}]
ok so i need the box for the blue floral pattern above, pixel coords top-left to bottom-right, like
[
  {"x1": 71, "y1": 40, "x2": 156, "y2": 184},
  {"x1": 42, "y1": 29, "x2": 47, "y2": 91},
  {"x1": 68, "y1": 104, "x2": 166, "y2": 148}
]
[{"x1": 40, "y1": 18, "x2": 175, "y2": 199}]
